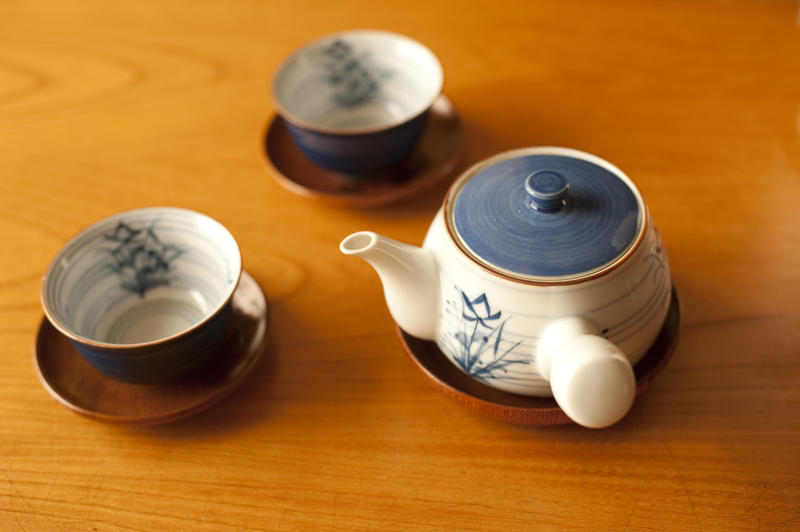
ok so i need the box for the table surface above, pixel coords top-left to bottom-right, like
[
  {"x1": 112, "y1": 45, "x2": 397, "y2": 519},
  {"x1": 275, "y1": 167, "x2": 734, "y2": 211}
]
[{"x1": 2, "y1": 1, "x2": 799, "y2": 530}]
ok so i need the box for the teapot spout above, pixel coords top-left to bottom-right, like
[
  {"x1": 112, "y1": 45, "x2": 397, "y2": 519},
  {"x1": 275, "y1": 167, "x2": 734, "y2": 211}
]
[{"x1": 340, "y1": 231, "x2": 439, "y2": 340}]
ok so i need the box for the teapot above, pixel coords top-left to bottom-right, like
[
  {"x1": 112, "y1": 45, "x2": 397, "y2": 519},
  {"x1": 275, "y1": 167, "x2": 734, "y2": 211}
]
[{"x1": 340, "y1": 147, "x2": 672, "y2": 428}]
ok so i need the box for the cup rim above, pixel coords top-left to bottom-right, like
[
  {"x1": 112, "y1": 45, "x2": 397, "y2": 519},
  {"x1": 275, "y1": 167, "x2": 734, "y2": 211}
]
[
  {"x1": 40, "y1": 206, "x2": 243, "y2": 350},
  {"x1": 271, "y1": 29, "x2": 444, "y2": 136}
]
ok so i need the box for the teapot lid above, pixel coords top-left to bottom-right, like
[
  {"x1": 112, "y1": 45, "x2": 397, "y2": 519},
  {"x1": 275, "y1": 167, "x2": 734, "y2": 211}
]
[{"x1": 445, "y1": 147, "x2": 646, "y2": 283}]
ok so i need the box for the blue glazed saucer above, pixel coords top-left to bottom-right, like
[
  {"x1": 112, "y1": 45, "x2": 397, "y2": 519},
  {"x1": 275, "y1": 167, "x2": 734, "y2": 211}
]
[
  {"x1": 264, "y1": 94, "x2": 464, "y2": 207},
  {"x1": 33, "y1": 271, "x2": 269, "y2": 425}
]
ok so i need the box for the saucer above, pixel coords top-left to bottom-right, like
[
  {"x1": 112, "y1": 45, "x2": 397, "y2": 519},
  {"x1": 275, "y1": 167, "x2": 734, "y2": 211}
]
[
  {"x1": 396, "y1": 286, "x2": 681, "y2": 425},
  {"x1": 33, "y1": 271, "x2": 269, "y2": 425},
  {"x1": 263, "y1": 94, "x2": 465, "y2": 207}
]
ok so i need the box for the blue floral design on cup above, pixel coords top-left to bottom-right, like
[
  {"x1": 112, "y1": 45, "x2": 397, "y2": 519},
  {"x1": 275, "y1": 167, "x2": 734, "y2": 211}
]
[
  {"x1": 319, "y1": 39, "x2": 392, "y2": 108},
  {"x1": 101, "y1": 221, "x2": 183, "y2": 297}
]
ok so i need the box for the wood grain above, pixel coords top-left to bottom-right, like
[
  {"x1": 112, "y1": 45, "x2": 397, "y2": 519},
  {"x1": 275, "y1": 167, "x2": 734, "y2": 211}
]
[{"x1": 1, "y1": 0, "x2": 799, "y2": 530}]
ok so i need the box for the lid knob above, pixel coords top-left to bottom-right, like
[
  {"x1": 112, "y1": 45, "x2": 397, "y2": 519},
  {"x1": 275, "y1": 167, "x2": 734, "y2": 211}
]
[{"x1": 525, "y1": 170, "x2": 569, "y2": 212}]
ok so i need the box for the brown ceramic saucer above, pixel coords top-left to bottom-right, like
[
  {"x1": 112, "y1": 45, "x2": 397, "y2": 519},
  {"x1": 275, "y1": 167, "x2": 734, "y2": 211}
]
[
  {"x1": 396, "y1": 286, "x2": 681, "y2": 425},
  {"x1": 263, "y1": 94, "x2": 465, "y2": 207},
  {"x1": 33, "y1": 271, "x2": 269, "y2": 426}
]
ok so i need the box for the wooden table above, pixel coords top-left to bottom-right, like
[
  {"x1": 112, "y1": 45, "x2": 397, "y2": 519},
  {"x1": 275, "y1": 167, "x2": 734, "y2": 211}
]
[{"x1": 2, "y1": 1, "x2": 799, "y2": 529}]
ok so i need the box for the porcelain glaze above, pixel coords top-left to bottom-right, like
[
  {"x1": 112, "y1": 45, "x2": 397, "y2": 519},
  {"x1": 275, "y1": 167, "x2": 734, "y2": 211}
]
[
  {"x1": 426, "y1": 209, "x2": 670, "y2": 393},
  {"x1": 452, "y1": 153, "x2": 641, "y2": 279},
  {"x1": 264, "y1": 94, "x2": 465, "y2": 206},
  {"x1": 273, "y1": 30, "x2": 443, "y2": 173},
  {"x1": 340, "y1": 147, "x2": 672, "y2": 428},
  {"x1": 41, "y1": 207, "x2": 242, "y2": 383}
]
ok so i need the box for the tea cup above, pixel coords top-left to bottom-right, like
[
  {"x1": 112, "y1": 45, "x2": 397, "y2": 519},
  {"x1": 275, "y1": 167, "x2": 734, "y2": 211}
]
[
  {"x1": 272, "y1": 30, "x2": 443, "y2": 174},
  {"x1": 41, "y1": 207, "x2": 242, "y2": 383}
]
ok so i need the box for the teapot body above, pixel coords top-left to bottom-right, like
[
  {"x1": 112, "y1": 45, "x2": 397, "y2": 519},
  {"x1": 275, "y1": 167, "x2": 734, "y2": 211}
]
[
  {"x1": 340, "y1": 146, "x2": 675, "y2": 426},
  {"x1": 423, "y1": 209, "x2": 671, "y2": 397}
]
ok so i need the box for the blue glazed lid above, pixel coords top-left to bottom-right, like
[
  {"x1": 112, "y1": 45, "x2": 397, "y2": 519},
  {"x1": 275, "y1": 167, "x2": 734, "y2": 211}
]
[{"x1": 446, "y1": 148, "x2": 645, "y2": 282}]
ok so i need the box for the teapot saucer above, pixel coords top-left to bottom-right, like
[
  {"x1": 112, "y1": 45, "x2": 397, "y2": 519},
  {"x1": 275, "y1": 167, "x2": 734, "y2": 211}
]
[
  {"x1": 33, "y1": 271, "x2": 269, "y2": 426},
  {"x1": 263, "y1": 94, "x2": 465, "y2": 207},
  {"x1": 395, "y1": 286, "x2": 680, "y2": 425}
]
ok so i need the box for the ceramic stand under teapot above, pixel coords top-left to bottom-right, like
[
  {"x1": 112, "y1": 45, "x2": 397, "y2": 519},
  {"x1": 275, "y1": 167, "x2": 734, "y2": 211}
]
[{"x1": 341, "y1": 147, "x2": 672, "y2": 428}]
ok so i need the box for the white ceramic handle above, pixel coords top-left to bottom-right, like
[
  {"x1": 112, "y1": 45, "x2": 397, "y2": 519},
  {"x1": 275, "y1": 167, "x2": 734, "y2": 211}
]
[{"x1": 538, "y1": 319, "x2": 635, "y2": 428}]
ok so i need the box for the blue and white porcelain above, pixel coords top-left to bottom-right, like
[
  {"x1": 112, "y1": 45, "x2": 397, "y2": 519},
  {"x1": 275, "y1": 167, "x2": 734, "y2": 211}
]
[
  {"x1": 340, "y1": 147, "x2": 672, "y2": 428},
  {"x1": 272, "y1": 30, "x2": 443, "y2": 173},
  {"x1": 41, "y1": 207, "x2": 242, "y2": 383}
]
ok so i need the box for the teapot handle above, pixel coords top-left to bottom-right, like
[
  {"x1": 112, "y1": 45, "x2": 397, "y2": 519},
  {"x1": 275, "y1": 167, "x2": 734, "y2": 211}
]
[{"x1": 537, "y1": 319, "x2": 635, "y2": 428}]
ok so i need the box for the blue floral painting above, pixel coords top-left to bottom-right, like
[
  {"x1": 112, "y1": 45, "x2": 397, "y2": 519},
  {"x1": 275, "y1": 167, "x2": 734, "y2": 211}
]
[
  {"x1": 451, "y1": 290, "x2": 527, "y2": 381},
  {"x1": 101, "y1": 221, "x2": 183, "y2": 297},
  {"x1": 319, "y1": 39, "x2": 392, "y2": 107}
]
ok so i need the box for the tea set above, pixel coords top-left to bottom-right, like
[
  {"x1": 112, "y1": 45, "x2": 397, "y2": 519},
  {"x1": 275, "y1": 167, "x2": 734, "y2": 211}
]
[{"x1": 34, "y1": 30, "x2": 679, "y2": 428}]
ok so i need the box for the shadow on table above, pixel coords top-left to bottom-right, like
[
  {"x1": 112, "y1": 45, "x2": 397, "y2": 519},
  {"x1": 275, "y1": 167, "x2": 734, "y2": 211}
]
[
  {"x1": 127, "y1": 324, "x2": 281, "y2": 441},
  {"x1": 488, "y1": 276, "x2": 797, "y2": 444}
]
